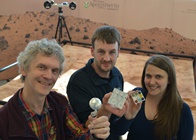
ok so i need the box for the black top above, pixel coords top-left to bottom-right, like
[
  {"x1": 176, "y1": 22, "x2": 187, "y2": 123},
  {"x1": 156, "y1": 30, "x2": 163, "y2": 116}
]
[{"x1": 127, "y1": 87, "x2": 194, "y2": 140}]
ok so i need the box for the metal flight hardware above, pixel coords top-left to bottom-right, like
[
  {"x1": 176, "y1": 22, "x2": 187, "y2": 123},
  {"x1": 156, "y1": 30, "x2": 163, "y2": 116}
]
[{"x1": 89, "y1": 98, "x2": 102, "y2": 118}]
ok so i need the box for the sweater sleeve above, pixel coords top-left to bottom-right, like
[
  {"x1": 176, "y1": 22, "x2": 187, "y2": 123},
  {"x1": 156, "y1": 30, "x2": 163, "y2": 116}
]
[
  {"x1": 110, "y1": 115, "x2": 134, "y2": 135},
  {"x1": 67, "y1": 72, "x2": 95, "y2": 125},
  {"x1": 177, "y1": 102, "x2": 194, "y2": 140}
]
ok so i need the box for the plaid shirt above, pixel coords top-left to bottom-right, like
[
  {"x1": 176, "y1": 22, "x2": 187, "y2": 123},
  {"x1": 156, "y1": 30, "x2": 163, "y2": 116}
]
[
  {"x1": 19, "y1": 92, "x2": 55, "y2": 140},
  {"x1": 18, "y1": 91, "x2": 90, "y2": 140}
]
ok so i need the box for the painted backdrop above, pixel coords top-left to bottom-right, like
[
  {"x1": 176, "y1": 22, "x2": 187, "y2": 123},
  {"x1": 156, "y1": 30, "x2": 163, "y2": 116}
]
[{"x1": 1, "y1": 0, "x2": 196, "y2": 40}]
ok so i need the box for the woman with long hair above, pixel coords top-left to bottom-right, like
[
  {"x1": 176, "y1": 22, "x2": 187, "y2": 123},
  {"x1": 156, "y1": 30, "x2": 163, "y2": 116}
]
[{"x1": 127, "y1": 55, "x2": 194, "y2": 140}]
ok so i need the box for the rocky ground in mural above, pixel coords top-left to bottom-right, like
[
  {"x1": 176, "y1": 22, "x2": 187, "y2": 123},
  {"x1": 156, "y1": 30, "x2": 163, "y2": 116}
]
[{"x1": 0, "y1": 11, "x2": 196, "y2": 80}]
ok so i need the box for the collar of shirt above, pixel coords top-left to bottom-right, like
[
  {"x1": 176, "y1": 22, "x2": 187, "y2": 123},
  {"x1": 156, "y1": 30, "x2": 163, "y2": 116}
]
[{"x1": 18, "y1": 89, "x2": 52, "y2": 120}]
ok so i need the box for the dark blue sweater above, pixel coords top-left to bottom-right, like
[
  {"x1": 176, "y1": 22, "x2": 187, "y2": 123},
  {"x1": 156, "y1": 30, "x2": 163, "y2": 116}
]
[{"x1": 67, "y1": 58, "x2": 131, "y2": 140}]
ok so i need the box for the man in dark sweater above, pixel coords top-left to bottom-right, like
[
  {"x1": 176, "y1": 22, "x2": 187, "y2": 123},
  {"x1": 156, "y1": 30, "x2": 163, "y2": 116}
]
[{"x1": 67, "y1": 26, "x2": 139, "y2": 140}]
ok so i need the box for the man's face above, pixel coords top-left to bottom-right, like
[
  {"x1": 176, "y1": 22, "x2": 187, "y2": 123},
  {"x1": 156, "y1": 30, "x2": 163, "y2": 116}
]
[
  {"x1": 21, "y1": 53, "x2": 60, "y2": 97},
  {"x1": 91, "y1": 40, "x2": 119, "y2": 78}
]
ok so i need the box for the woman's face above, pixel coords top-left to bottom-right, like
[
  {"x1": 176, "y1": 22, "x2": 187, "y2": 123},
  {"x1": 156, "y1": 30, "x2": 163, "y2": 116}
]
[{"x1": 144, "y1": 64, "x2": 169, "y2": 97}]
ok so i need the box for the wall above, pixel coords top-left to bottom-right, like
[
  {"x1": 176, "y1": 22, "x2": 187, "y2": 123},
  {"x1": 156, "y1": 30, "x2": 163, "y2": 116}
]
[{"x1": 0, "y1": 0, "x2": 196, "y2": 40}]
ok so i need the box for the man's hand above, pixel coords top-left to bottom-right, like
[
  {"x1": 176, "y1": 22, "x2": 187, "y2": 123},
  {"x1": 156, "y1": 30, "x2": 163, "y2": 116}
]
[
  {"x1": 88, "y1": 116, "x2": 110, "y2": 139},
  {"x1": 102, "y1": 92, "x2": 127, "y2": 117},
  {"x1": 102, "y1": 91, "x2": 142, "y2": 120}
]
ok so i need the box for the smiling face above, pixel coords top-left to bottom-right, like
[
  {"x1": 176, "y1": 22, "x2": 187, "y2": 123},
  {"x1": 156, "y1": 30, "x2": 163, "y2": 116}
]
[
  {"x1": 91, "y1": 40, "x2": 119, "y2": 78},
  {"x1": 144, "y1": 64, "x2": 169, "y2": 97},
  {"x1": 21, "y1": 53, "x2": 60, "y2": 97}
]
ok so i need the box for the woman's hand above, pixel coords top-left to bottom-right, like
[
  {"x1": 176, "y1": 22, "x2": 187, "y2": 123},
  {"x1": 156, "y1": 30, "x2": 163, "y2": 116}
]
[{"x1": 123, "y1": 90, "x2": 142, "y2": 120}]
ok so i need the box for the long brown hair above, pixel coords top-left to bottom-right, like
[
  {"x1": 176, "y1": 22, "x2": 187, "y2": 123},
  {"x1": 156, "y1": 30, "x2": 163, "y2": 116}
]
[{"x1": 141, "y1": 55, "x2": 183, "y2": 140}]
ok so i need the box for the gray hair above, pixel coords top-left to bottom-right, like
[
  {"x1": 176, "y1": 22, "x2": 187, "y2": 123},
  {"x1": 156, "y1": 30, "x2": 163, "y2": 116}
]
[{"x1": 17, "y1": 38, "x2": 65, "y2": 82}]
